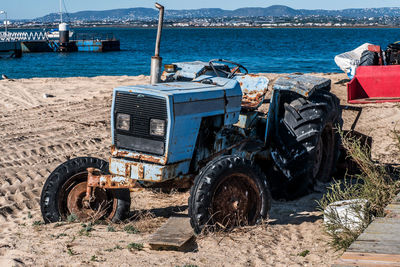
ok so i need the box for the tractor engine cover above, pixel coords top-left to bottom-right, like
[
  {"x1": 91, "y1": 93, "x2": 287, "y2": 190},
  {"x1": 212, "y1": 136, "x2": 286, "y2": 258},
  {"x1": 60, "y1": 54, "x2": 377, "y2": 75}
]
[{"x1": 111, "y1": 77, "x2": 242, "y2": 174}]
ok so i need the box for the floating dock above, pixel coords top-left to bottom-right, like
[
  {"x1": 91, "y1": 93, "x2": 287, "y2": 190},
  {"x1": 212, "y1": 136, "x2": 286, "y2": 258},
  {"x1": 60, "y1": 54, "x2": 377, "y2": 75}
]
[
  {"x1": 21, "y1": 39, "x2": 120, "y2": 53},
  {"x1": 1, "y1": 27, "x2": 120, "y2": 55},
  {"x1": 75, "y1": 39, "x2": 120, "y2": 52},
  {"x1": 2, "y1": 31, "x2": 120, "y2": 54},
  {"x1": 21, "y1": 41, "x2": 53, "y2": 52},
  {"x1": 333, "y1": 192, "x2": 400, "y2": 266}
]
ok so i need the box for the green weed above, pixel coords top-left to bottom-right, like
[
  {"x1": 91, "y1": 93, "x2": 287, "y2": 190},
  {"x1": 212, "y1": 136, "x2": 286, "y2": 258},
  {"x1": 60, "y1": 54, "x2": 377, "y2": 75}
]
[
  {"x1": 32, "y1": 220, "x2": 43, "y2": 226},
  {"x1": 124, "y1": 225, "x2": 139, "y2": 234},
  {"x1": 298, "y1": 250, "x2": 310, "y2": 257},
  {"x1": 107, "y1": 225, "x2": 116, "y2": 232},
  {"x1": 79, "y1": 222, "x2": 94, "y2": 236},
  {"x1": 127, "y1": 243, "x2": 144, "y2": 251},
  {"x1": 67, "y1": 248, "x2": 77, "y2": 256},
  {"x1": 67, "y1": 213, "x2": 78, "y2": 223}
]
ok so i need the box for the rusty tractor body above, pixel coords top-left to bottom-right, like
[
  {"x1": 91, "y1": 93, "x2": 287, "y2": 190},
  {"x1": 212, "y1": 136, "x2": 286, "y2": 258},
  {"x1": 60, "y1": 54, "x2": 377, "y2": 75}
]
[{"x1": 40, "y1": 3, "x2": 342, "y2": 233}]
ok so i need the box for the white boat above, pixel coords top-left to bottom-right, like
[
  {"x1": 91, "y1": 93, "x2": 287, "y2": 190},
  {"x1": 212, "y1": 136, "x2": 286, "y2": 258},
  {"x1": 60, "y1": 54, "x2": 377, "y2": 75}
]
[
  {"x1": 46, "y1": 0, "x2": 74, "y2": 39},
  {"x1": 46, "y1": 29, "x2": 74, "y2": 39}
]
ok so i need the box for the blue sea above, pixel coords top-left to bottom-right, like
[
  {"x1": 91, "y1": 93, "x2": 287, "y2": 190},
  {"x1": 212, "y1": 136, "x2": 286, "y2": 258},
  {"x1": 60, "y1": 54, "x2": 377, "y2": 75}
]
[{"x1": 2, "y1": 27, "x2": 400, "y2": 79}]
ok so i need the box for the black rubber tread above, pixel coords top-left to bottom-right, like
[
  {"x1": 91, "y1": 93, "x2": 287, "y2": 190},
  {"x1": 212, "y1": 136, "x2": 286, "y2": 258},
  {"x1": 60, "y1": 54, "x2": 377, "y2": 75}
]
[
  {"x1": 188, "y1": 155, "x2": 271, "y2": 234},
  {"x1": 40, "y1": 157, "x2": 131, "y2": 223},
  {"x1": 272, "y1": 89, "x2": 342, "y2": 199},
  {"x1": 359, "y1": 50, "x2": 379, "y2": 66}
]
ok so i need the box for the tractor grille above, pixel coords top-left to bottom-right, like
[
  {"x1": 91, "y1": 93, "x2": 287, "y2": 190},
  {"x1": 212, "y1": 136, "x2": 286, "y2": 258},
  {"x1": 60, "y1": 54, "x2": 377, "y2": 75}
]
[{"x1": 114, "y1": 91, "x2": 167, "y2": 155}]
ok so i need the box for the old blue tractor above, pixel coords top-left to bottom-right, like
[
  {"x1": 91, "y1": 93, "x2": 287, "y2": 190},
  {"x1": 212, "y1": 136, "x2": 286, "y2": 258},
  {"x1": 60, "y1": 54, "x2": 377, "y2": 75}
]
[{"x1": 40, "y1": 4, "x2": 342, "y2": 233}]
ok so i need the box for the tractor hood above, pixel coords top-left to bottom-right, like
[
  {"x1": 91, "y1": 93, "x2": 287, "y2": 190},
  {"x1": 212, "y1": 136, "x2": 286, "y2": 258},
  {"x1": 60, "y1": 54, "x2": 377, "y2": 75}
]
[
  {"x1": 114, "y1": 77, "x2": 241, "y2": 103},
  {"x1": 111, "y1": 78, "x2": 242, "y2": 165}
]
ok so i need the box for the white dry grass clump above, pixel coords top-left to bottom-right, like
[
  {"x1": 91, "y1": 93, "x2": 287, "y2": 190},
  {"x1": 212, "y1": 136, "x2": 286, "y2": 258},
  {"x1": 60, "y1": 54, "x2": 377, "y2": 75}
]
[{"x1": 324, "y1": 199, "x2": 369, "y2": 233}]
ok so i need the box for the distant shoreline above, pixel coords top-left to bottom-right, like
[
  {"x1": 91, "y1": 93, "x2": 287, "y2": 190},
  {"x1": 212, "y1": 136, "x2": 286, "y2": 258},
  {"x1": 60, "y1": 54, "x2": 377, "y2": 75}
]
[{"x1": 7, "y1": 25, "x2": 400, "y2": 30}]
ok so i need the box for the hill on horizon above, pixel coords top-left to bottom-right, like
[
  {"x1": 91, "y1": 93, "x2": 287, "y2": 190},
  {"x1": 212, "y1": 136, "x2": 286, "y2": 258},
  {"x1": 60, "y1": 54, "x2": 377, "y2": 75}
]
[{"x1": 34, "y1": 5, "x2": 400, "y2": 22}]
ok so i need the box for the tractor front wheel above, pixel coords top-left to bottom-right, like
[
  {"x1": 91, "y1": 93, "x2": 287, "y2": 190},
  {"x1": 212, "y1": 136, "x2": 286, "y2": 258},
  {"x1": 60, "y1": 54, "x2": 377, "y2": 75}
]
[
  {"x1": 40, "y1": 157, "x2": 131, "y2": 223},
  {"x1": 188, "y1": 155, "x2": 271, "y2": 234}
]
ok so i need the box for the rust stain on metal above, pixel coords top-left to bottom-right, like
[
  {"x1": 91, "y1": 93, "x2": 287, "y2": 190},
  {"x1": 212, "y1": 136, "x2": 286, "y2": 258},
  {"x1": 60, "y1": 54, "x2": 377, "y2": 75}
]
[
  {"x1": 125, "y1": 164, "x2": 131, "y2": 178},
  {"x1": 111, "y1": 145, "x2": 166, "y2": 164},
  {"x1": 68, "y1": 182, "x2": 89, "y2": 216},
  {"x1": 245, "y1": 73, "x2": 260, "y2": 78},
  {"x1": 86, "y1": 167, "x2": 142, "y2": 189},
  {"x1": 87, "y1": 168, "x2": 100, "y2": 187},
  {"x1": 160, "y1": 70, "x2": 168, "y2": 81},
  {"x1": 211, "y1": 172, "x2": 260, "y2": 228},
  {"x1": 138, "y1": 164, "x2": 144, "y2": 179},
  {"x1": 241, "y1": 91, "x2": 265, "y2": 109}
]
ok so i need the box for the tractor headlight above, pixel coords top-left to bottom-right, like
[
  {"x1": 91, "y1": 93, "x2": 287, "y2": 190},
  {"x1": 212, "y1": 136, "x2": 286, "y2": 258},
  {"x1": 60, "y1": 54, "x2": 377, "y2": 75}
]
[
  {"x1": 116, "y1": 113, "x2": 130, "y2": 131},
  {"x1": 150, "y1": 119, "x2": 165, "y2": 136}
]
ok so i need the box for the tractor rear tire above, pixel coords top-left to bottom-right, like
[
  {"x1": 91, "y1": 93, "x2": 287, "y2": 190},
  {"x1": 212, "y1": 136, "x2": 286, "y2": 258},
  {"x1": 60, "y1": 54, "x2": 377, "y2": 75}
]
[
  {"x1": 272, "y1": 89, "x2": 342, "y2": 199},
  {"x1": 188, "y1": 155, "x2": 271, "y2": 234},
  {"x1": 359, "y1": 50, "x2": 379, "y2": 66},
  {"x1": 40, "y1": 157, "x2": 131, "y2": 223}
]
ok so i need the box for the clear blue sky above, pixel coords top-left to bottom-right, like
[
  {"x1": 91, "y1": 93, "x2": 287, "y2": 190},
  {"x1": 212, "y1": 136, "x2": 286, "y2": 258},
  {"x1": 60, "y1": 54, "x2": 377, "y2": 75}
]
[{"x1": 3, "y1": 0, "x2": 400, "y2": 19}]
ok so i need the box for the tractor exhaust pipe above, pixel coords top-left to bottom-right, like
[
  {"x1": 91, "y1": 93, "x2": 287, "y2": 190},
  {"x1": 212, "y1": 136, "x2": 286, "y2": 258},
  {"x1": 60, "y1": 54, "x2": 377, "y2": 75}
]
[{"x1": 150, "y1": 2, "x2": 164, "y2": 85}]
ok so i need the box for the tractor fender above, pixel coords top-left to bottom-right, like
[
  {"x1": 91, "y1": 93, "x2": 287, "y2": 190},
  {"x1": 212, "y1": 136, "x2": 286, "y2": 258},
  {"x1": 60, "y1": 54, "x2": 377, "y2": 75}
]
[
  {"x1": 264, "y1": 75, "x2": 332, "y2": 147},
  {"x1": 273, "y1": 75, "x2": 331, "y2": 98}
]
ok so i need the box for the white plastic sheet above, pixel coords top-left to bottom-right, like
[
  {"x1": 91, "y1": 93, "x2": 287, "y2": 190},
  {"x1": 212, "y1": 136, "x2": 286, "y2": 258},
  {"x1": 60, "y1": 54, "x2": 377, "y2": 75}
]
[
  {"x1": 334, "y1": 43, "x2": 372, "y2": 78},
  {"x1": 324, "y1": 199, "x2": 369, "y2": 232}
]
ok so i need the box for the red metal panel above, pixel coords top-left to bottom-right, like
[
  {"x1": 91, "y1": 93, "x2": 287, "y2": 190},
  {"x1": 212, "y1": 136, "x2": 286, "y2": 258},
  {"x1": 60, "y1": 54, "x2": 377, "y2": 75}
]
[
  {"x1": 368, "y1": 45, "x2": 382, "y2": 53},
  {"x1": 348, "y1": 65, "x2": 400, "y2": 103}
]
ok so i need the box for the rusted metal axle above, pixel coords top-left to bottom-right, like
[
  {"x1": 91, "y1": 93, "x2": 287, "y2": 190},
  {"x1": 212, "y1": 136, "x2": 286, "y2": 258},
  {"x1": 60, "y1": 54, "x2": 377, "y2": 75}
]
[
  {"x1": 84, "y1": 167, "x2": 141, "y2": 203},
  {"x1": 87, "y1": 167, "x2": 142, "y2": 188}
]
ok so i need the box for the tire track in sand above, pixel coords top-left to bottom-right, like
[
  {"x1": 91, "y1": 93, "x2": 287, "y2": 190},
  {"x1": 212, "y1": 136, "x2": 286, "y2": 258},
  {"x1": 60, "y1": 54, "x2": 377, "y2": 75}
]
[{"x1": 0, "y1": 97, "x2": 113, "y2": 233}]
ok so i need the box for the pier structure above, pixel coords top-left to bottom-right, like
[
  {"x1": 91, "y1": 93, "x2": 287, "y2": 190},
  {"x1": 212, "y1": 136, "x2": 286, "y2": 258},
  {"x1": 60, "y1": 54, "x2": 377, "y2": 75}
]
[
  {"x1": 0, "y1": 40, "x2": 22, "y2": 58},
  {"x1": 0, "y1": 31, "x2": 48, "y2": 42},
  {"x1": 0, "y1": 29, "x2": 120, "y2": 55}
]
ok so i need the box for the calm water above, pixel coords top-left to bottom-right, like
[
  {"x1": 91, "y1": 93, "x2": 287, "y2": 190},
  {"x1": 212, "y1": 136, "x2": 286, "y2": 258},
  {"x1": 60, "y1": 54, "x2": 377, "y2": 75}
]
[{"x1": 2, "y1": 27, "x2": 400, "y2": 79}]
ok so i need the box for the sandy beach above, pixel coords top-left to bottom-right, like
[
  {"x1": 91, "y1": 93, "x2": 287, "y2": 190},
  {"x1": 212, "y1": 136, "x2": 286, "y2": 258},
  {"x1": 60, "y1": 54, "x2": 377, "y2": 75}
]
[{"x1": 0, "y1": 73, "x2": 399, "y2": 266}]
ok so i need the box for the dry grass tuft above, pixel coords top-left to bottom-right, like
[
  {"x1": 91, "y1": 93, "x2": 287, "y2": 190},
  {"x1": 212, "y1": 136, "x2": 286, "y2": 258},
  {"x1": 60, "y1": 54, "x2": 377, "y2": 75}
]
[{"x1": 318, "y1": 129, "x2": 400, "y2": 250}]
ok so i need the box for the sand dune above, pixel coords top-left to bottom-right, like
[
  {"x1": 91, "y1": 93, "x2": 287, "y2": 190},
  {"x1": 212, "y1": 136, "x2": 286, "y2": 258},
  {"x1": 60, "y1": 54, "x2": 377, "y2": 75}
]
[{"x1": 0, "y1": 73, "x2": 398, "y2": 266}]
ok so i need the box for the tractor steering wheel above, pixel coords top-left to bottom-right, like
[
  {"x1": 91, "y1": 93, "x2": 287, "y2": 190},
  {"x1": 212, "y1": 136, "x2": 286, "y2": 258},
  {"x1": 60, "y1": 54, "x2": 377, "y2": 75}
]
[{"x1": 208, "y1": 59, "x2": 249, "y2": 79}]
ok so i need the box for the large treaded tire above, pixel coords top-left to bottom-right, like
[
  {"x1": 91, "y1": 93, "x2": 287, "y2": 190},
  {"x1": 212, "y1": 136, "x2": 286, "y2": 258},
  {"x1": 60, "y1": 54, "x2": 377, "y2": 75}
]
[
  {"x1": 271, "y1": 89, "x2": 342, "y2": 199},
  {"x1": 359, "y1": 50, "x2": 379, "y2": 66},
  {"x1": 188, "y1": 155, "x2": 271, "y2": 234},
  {"x1": 40, "y1": 157, "x2": 131, "y2": 223}
]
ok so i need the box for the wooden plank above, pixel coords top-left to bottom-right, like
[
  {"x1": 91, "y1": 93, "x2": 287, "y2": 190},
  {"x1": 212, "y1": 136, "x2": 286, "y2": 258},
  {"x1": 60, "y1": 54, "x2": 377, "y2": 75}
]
[
  {"x1": 373, "y1": 217, "x2": 400, "y2": 224},
  {"x1": 385, "y1": 212, "x2": 400, "y2": 219},
  {"x1": 385, "y1": 207, "x2": 400, "y2": 215},
  {"x1": 357, "y1": 232, "x2": 400, "y2": 242},
  {"x1": 386, "y1": 203, "x2": 400, "y2": 210},
  {"x1": 341, "y1": 252, "x2": 400, "y2": 262},
  {"x1": 348, "y1": 240, "x2": 400, "y2": 255},
  {"x1": 390, "y1": 195, "x2": 400, "y2": 204},
  {"x1": 333, "y1": 192, "x2": 400, "y2": 266},
  {"x1": 148, "y1": 216, "x2": 195, "y2": 251},
  {"x1": 333, "y1": 259, "x2": 394, "y2": 267},
  {"x1": 364, "y1": 223, "x2": 400, "y2": 234},
  {"x1": 336, "y1": 252, "x2": 400, "y2": 266},
  {"x1": 334, "y1": 258, "x2": 400, "y2": 267}
]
